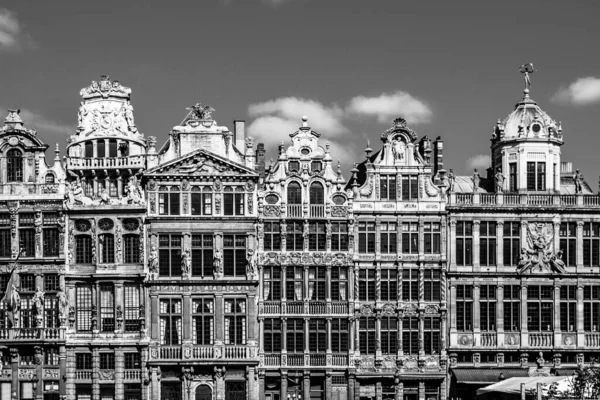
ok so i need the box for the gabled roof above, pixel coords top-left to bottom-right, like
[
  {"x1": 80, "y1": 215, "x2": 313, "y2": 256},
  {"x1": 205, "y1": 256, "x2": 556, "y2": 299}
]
[{"x1": 144, "y1": 148, "x2": 258, "y2": 177}]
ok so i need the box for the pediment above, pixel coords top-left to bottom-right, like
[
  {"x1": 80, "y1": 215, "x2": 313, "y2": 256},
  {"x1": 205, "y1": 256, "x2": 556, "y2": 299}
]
[{"x1": 145, "y1": 150, "x2": 257, "y2": 177}]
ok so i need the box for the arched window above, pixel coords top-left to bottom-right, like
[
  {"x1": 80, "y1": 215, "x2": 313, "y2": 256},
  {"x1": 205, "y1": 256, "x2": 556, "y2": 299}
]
[
  {"x1": 309, "y1": 182, "x2": 324, "y2": 204},
  {"x1": 6, "y1": 149, "x2": 23, "y2": 182},
  {"x1": 45, "y1": 174, "x2": 55, "y2": 184},
  {"x1": 287, "y1": 182, "x2": 302, "y2": 204},
  {"x1": 85, "y1": 142, "x2": 93, "y2": 158},
  {"x1": 195, "y1": 385, "x2": 212, "y2": 400}
]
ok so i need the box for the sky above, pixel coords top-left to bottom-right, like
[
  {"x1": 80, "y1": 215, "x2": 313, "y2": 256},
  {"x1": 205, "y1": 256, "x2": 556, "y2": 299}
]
[{"x1": 1, "y1": 0, "x2": 600, "y2": 180}]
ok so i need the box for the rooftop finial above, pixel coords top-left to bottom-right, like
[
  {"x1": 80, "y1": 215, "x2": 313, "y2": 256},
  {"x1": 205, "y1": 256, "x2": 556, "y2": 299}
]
[
  {"x1": 519, "y1": 63, "x2": 536, "y2": 96},
  {"x1": 302, "y1": 116, "x2": 308, "y2": 127}
]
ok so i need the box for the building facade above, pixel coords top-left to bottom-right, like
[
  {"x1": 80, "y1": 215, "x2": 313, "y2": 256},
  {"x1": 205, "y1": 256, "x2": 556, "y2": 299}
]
[
  {"x1": 447, "y1": 82, "x2": 600, "y2": 399},
  {"x1": 143, "y1": 105, "x2": 262, "y2": 400},
  {"x1": 63, "y1": 76, "x2": 148, "y2": 400},
  {"x1": 348, "y1": 119, "x2": 448, "y2": 400}
]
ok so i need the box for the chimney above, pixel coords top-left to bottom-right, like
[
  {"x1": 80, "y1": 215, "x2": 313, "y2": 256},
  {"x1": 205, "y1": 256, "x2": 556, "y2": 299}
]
[
  {"x1": 256, "y1": 143, "x2": 266, "y2": 176},
  {"x1": 433, "y1": 136, "x2": 444, "y2": 175},
  {"x1": 234, "y1": 120, "x2": 246, "y2": 151}
]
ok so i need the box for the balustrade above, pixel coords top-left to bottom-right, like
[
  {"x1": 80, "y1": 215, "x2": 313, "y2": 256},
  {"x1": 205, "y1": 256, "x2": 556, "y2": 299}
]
[
  {"x1": 479, "y1": 194, "x2": 496, "y2": 205},
  {"x1": 585, "y1": 333, "x2": 600, "y2": 348},
  {"x1": 480, "y1": 333, "x2": 497, "y2": 347},
  {"x1": 66, "y1": 155, "x2": 145, "y2": 170},
  {"x1": 287, "y1": 205, "x2": 303, "y2": 218},
  {"x1": 310, "y1": 205, "x2": 325, "y2": 218},
  {"x1": 76, "y1": 370, "x2": 93, "y2": 380},
  {"x1": 529, "y1": 333, "x2": 553, "y2": 347},
  {"x1": 124, "y1": 370, "x2": 141, "y2": 380}
]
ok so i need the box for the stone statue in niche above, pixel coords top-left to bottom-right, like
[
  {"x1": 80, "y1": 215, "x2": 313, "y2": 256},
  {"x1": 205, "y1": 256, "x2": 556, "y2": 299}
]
[
  {"x1": 447, "y1": 169, "x2": 455, "y2": 193},
  {"x1": 56, "y1": 285, "x2": 69, "y2": 326},
  {"x1": 495, "y1": 167, "x2": 505, "y2": 193},
  {"x1": 181, "y1": 249, "x2": 191, "y2": 279},
  {"x1": 32, "y1": 286, "x2": 45, "y2": 327},
  {"x1": 125, "y1": 176, "x2": 144, "y2": 205},
  {"x1": 246, "y1": 249, "x2": 258, "y2": 280},
  {"x1": 391, "y1": 137, "x2": 405, "y2": 161},
  {"x1": 573, "y1": 169, "x2": 584, "y2": 194},
  {"x1": 148, "y1": 246, "x2": 159, "y2": 280},
  {"x1": 213, "y1": 250, "x2": 223, "y2": 279}
]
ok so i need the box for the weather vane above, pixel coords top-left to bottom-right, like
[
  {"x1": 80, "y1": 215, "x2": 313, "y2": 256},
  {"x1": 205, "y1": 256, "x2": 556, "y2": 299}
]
[{"x1": 519, "y1": 63, "x2": 536, "y2": 91}]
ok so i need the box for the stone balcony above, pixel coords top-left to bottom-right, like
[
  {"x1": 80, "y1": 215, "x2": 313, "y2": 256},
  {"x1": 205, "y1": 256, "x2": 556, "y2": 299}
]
[
  {"x1": 449, "y1": 192, "x2": 600, "y2": 207},
  {"x1": 451, "y1": 331, "x2": 600, "y2": 350},
  {"x1": 148, "y1": 344, "x2": 259, "y2": 363},
  {"x1": 260, "y1": 301, "x2": 350, "y2": 316},
  {"x1": 65, "y1": 155, "x2": 145, "y2": 170},
  {"x1": 262, "y1": 353, "x2": 350, "y2": 368},
  {"x1": 0, "y1": 328, "x2": 64, "y2": 341}
]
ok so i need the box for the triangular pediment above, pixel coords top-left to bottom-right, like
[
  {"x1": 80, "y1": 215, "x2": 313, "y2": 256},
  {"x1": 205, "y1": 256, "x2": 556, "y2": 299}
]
[{"x1": 145, "y1": 149, "x2": 258, "y2": 177}]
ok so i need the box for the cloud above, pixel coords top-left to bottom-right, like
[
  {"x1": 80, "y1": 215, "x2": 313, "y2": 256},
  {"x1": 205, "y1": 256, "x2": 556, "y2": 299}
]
[
  {"x1": 0, "y1": 107, "x2": 75, "y2": 137},
  {"x1": 221, "y1": 0, "x2": 302, "y2": 6},
  {"x1": 466, "y1": 154, "x2": 491, "y2": 172},
  {"x1": 0, "y1": 8, "x2": 35, "y2": 51},
  {"x1": 346, "y1": 91, "x2": 432, "y2": 124},
  {"x1": 552, "y1": 77, "x2": 600, "y2": 106}
]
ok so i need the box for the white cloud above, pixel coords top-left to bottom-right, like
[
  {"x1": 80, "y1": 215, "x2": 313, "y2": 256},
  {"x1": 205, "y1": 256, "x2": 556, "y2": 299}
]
[
  {"x1": 246, "y1": 115, "x2": 301, "y2": 150},
  {"x1": 346, "y1": 91, "x2": 432, "y2": 124},
  {"x1": 0, "y1": 8, "x2": 34, "y2": 51},
  {"x1": 466, "y1": 154, "x2": 491, "y2": 172},
  {"x1": 552, "y1": 77, "x2": 600, "y2": 106},
  {"x1": 0, "y1": 108, "x2": 74, "y2": 136},
  {"x1": 248, "y1": 97, "x2": 346, "y2": 137}
]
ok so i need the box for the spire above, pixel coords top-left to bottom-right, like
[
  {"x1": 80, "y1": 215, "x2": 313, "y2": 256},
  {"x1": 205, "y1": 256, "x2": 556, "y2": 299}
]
[{"x1": 364, "y1": 140, "x2": 372, "y2": 159}]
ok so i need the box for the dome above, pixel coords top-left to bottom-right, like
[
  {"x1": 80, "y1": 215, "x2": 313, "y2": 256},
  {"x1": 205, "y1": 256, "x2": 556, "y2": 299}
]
[{"x1": 493, "y1": 90, "x2": 562, "y2": 143}]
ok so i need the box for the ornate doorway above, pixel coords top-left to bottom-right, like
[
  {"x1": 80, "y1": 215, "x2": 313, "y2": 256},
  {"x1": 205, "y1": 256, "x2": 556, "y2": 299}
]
[{"x1": 195, "y1": 385, "x2": 212, "y2": 400}]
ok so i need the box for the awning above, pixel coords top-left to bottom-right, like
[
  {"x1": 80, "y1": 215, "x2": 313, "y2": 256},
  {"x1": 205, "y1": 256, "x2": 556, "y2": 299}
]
[
  {"x1": 453, "y1": 369, "x2": 530, "y2": 384},
  {"x1": 476, "y1": 376, "x2": 573, "y2": 396}
]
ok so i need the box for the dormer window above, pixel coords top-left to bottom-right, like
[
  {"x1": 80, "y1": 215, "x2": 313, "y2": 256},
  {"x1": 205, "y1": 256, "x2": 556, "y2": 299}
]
[
  {"x1": 45, "y1": 174, "x2": 55, "y2": 184},
  {"x1": 7, "y1": 149, "x2": 23, "y2": 182},
  {"x1": 311, "y1": 161, "x2": 322, "y2": 172},
  {"x1": 531, "y1": 124, "x2": 541, "y2": 134},
  {"x1": 526, "y1": 162, "x2": 546, "y2": 191},
  {"x1": 300, "y1": 148, "x2": 310, "y2": 156},
  {"x1": 289, "y1": 161, "x2": 300, "y2": 172}
]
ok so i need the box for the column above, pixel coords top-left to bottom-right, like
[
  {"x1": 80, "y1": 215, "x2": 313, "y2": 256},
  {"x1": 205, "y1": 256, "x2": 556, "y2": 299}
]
[
  {"x1": 325, "y1": 371, "x2": 332, "y2": 400},
  {"x1": 258, "y1": 371, "x2": 265, "y2": 400},
  {"x1": 449, "y1": 219, "x2": 457, "y2": 267},
  {"x1": 348, "y1": 372, "x2": 355, "y2": 400},
  {"x1": 150, "y1": 295, "x2": 159, "y2": 341},
  {"x1": 375, "y1": 217, "x2": 381, "y2": 254},
  {"x1": 354, "y1": 377, "x2": 360, "y2": 400},
  {"x1": 281, "y1": 266, "x2": 287, "y2": 301},
  {"x1": 183, "y1": 294, "x2": 191, "y2": 343},
  {"x1": 521, "y1": 285, "x2": 528, "y2": 346},
  {"x1": 397, "y1": 316, "x2": 403, "y2": 357},
  {"x1": 473, "y1": 221, "x2": 481, "y2": 270},
  {"x1": 440, "y1": 313, "x2": 447, "y2": 357},
  {"x1": 376, "y1": 312, "x2": 382, "y2": 356},
  {"x1": 577, "y1": 285, "x2": 584, "y2": 346},
  {"x1": 497, "y1": 222, "x2": 504, "y2": 268},
  {"x1": 304, "y1": 318, "x2": 310, "y2": 365},
  {"x1": 450, "y1": 285, "x2": 457, "y2": 331},
  {"x1": 115, "y1": 283, "x2": 124, "y2": 334},
  {"x1": 215, "y1": 295, "x2": 224, "y2": 345},
  {"x1": 247, "y1": 367, "x2": 257, "y2": 400},
  {"x1": 577, "y1": 221, "x2": 584, "y2": 268},
  {"x1": 440, "y1": 377, "x2": 447, "y2": 400},
  {"x1": 554, "y1": 285, "x2": 562, "y2": 347},
  {"x1": 473, "y1": 284, "x2": 480, "y2": 331},
  {"x1": 281, "y1": 318, "x2": 287, "y2": 352},
  {"x1": 303, "y1": 371, "x2": 310, "y2": 400},
  {"x1": 327, "y1": 318, "x2": 332, "y2": 358},
  {"x1": 418, "y1": 380, "x2": 425, "y2": 400},
  {"x1": 280, "y1": 370, "x2": 288, "y2": 400},
  {"x1": 418, "y1": 312, "x2": 424, "y2": 356},
  {"x1": 59, "y1": 346, "x2": 67, "y2": 398},
  {"x1": 92, "y1": 347, "x2": 100, "y2": 400},
  {"x1": 497, "y1": 285, "x2": 504, "y2": 346},
  {"x1": 348, "y1": 317, "x2": 354, "y2": 353},
  {"x1": 258, "y1": 318, "x2": 265, "y2": 355},
  {"x1": 150, "y1": 367, "x2": 159, "y2": 400},
  {"x1": 418, "y1": 216, "x2": 425, "y2": 257},
  {"x1": 115, "y1": 347, "x2": 124, "y2": 400},
  {"x1": 395, "y1": 380, "x2": 403, "y2": 400},
  {"x1": 214, "y1": 368, "x2": 225, "y2": 400},
  {"x1": 248, "y1": 293, "x2": 258, "y2": 346},
  {"x1": 376, "y1": 381, "x2": 382, "y2": 400},
  {"x1": 348, "y1": 266, "x2": 354, "y2": 302},
  {"x1": 326, "y1": 265, "x2": 332, "y2": 302}
]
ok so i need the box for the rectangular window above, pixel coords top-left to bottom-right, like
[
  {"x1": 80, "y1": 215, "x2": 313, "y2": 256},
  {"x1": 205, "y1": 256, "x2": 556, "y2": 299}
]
[
  {"x1": 286, "y1": 318, "x2": 304, "y2": 353},
  {"x1": 44, "y1": 348, "x2": 59, "y2": 366},
  {"x1": 402, "y1": 317, "x2": 418, "y2": 355},
  {"x1": 44, "y1": 275, "x2": 59, "y2": 292},
  {"x1": 44, "y1": 296, "x2": 59, "y2": 328},
  {"x1": 224, "y1": 299, "x2": 246, "y2": 345},
  {"x1": 224, "y1": 190, "x2": 244, "y2": 216},
  {"x1": 402, "y1": 222, "x2": 419, "y2": 254},
  {"x1": 402, "y1": 269, "x2": 418, "y2": 302},
  {"x1": 264, "y1": 222, "x2": 281, "y2": 251},
  {"x1": 309, "y1": 319, "x2": 327, "y2": 353},
  {"x1": 286, "y1": 222, "x2": 304, "y2": 251},
  {"x1": 123, "y1": 235, "x2": 140, "y2": 264},
  {"x1": 309, "y1": 267, "x2": 326, "y2": 301},
  {"x1": 379, "y1": 175, "x2": 397, "y2": 200},
  {"x1": 583, "y1": 222, "x2": 600, "y2": 267},
  {"x1": 76, "y1": 285, "x2": 92, "y2": 332},
  {"x1": 527, "y1": 162, "x2": 546, "y2": 191},
  {"x1": 560, "y1": 285, "x2": 577, "y2": 332},
  {"x1": 0, "y1": 222, "x2": 10, "y2": 258},
  {"x1": 19, "y1": 216, "x2": 35, "y2": 257},
  {"x1": 20, "y1": 274, "x2": 35, "y2": 292},
  {"x1": 159, "y1": 298, "x2": 182, "y2": 345},
  {"x1": 381, "y1": 269, "x2": 397, "y2": 302},
  {"x1": 286, "y1": 267, "x2": 303, "y2": 301},
  {"x1": 75, "y1": 235, "x2": 92, "y2": 264},
  {"x1": 479, "y1": 222, "x2": 497, "y2": 266},
  {"x1": 331, "y1": 222, "x2": 348, "y2": 252},
  {"x1": 359, "y1": 317, "x2": 376, "y2": 355},
  {"x1": 560, "y1": 222, "x2": 577, "y2": 267},
  {"x1": 424, "y1": 317, "x2": 441, "y2": 355},
  {"x1": 124, "y1": 285, "x2": 140, "y2": 332},
  {"x1": 424, "y1": 222, "x2": 441, "y2": 254},
  {"x1": 359, "y1": 270, "x2": 376, "y2": 302},
  {"x1": 263, "y1": 266, "x2": 281, "y2": 301},
  {"x1": 308, "y1": 222, "x2": 326, "y2": 251},
  {"x1": 191, "y1": 190, "x2": 213, "y2": 215},
  {"x1": 402, "y1": 175, "x2": 418, "y2": 201},
  {"x1": 527, "y1": 285, "x2": 553, "y2": 332},
  {"x1": 223, "y1": 235, "x2": 246, "y2": 277},
  {"x1": 264, "y1": 318, "x2": 281, "y2": 353},
  {"x1": 479, "y1": 285, "x2": 497, "y2": 332},
  {"x1": 43, "y1": 228, "x2": 59, "y2": 257},
  {"x1": 159, "y1": 192, "x2": 180, "y2": 215},
  {"x1": 509, "y1": 163, "x2": 517, "y2": 192},
  {"x1": 456, "y1": 221, "x2": 473, "y2": 266},
  {"x1": 99, "y1": 353, "x2": 115, "y2": 370},
  {"x1": 380, "y1": 222, "x2": 397, "y2": 254},
  {"x1": 76, "y1": 353, "x2": 92, "y2": 370},
  {"x1": 503, "y1": 285, "x2": 520, "y2": 331},
  {"x1": 424, "y1": 269, "x2": 441, "y2": 302},
  {"x1": 456, "y1": 285, "x2": 473, "y2": 331},
  {"x1": 330, "y1": 267, "x2": 348, "y2": 302},
  {"x1": 331, "y1": 318, "x2": 348, "y2": 353},
  {"x1": 191, "y1": 234, "x2": 213, "y2": 277},
  {"x1": 381, "y1": 316, "x2": 397, "y2": 355},
  {"x1": 124, "y1": 353, "x2": 141, "y2": 370},
  {"x1": 584, "y1": 286, "x2": 600, "y2": 332},
  {"x1": 100, "y1": 284, "x2": 115, "y2": 332},
  {"x1": 192, "y1": 298, "x2": 214, "y2": 345},
  {"x1": 358, "y1": 222, "x2": 375, "y2": 254},
  {"x1": 503, "y1": 222, "x2": 520, "y2": 266},
  {"x1": 159, "y1": 234, "x2": 182, "y2": 277},
  {"x1": 99, "y1": 234, "x2": 115, "y2": 264}
]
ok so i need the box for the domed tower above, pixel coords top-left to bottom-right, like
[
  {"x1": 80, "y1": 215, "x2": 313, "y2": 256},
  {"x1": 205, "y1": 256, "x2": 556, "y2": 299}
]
[
  {"x1": 65, "y1": 75, "x2": 147, "y2": 199},
  {"x1": 491, "y1": 66, "x2": 563, "y2": 193}
]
